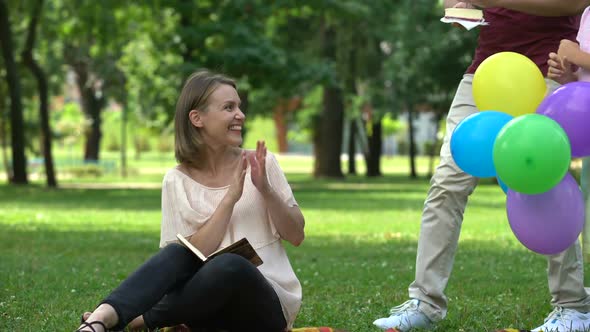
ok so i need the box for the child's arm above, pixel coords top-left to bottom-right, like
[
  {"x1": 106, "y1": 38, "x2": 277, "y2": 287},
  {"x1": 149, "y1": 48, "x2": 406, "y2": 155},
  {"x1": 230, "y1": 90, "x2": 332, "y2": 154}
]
[
  {"x1": 558, "y1": 39, "x2": 590, "y2": 72},
  {"x1": 547, "y1": 52, "x2": 578, "y2": 84}
]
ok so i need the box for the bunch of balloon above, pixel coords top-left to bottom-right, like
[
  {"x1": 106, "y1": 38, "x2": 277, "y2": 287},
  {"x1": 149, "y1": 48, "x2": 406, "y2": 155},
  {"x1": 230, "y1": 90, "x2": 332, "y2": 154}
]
[{"x1": 450, "y1": 51, "x2": 588, "y2": 255}]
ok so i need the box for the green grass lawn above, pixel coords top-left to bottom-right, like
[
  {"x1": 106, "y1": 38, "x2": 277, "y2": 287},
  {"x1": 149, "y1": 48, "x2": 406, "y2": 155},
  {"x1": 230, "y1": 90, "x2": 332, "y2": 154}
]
[{"x1": 0, "y1": 155, "x2": 584, "y2": 331}]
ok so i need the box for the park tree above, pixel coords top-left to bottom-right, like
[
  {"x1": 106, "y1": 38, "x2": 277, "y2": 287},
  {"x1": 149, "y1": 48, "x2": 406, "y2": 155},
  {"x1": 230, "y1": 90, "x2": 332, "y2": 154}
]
[
  {"x1": 313, "y1": 2, "x2": 373, "y2": 179},
  {"x1": 44, "y1": 1, "x2": 176, "y2": 165},
  {"x1": 382, "y1": 0, "x2": 477, "y2": 178},
  {"x1": 267, "y1": 1, "x2": 382, "y2": 178},
  {"x1": 260, "y1": 3, "x2": 330, "y2": 154},
  {"x1": 50, "y1": 0, "x2": 128, "y2": 162},
  {"x1": 115, "y1": 3, "x2": 182, "y2": 174},
  {"x1": 21, "y1": 0, "x2": 56, "y2": 187},
  {"x1": 264, "y1": 1, "x2": 399, "y2": 178},
  {"x1": 350, "y1": 1, "x2": 396, "y2": 177},
  {"x1": 171, "y1": 1, "x2": 312, "y2": 113},
  {"x1": 0, "y1": 71, "x2": 8, "y2": 181},
  {"x1": 0, "y1": 0, "x2": 27, "y2": 184}
]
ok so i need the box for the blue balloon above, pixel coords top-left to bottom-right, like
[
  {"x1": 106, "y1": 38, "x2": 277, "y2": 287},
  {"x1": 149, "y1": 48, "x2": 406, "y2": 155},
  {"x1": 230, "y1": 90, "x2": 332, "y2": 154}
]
[
  {"x1": 450, "y1": 111, "x2": 513, "y2": 178},
  {"x1": 497, "y1": 176, "x2": 508, "y2": 194}
]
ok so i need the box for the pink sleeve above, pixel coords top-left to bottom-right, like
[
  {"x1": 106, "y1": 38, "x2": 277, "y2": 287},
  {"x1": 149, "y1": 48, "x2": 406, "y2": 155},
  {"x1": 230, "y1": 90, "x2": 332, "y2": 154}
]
[
  {"x1": 159, "y1": 172, "x2": 211, "y2": 247},
  {"x1": 577, "y1": 7, "x2": 590, "y2": 43}
]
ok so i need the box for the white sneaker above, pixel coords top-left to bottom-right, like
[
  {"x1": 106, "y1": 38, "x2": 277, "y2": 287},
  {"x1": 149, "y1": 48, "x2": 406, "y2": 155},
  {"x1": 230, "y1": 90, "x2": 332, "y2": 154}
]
[
  {"x1": 532, "y1": 307, "x2": 590, "y2": 332},
  {"x1": 373, "y1": 299, "x2": 434, "y2": 331}
]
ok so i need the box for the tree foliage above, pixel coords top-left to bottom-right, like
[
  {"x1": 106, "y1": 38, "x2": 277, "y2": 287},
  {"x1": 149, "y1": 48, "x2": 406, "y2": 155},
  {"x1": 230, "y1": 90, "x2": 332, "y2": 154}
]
[{"x1": 1, "y1": 0, "x2": 479, "y2": 182}]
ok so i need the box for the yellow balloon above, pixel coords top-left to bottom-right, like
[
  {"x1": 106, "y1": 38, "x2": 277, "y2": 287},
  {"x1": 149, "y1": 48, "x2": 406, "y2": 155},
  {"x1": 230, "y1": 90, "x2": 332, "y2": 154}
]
[{"x1": 473, "y1": 52, "x2": 547, "y2": 117}]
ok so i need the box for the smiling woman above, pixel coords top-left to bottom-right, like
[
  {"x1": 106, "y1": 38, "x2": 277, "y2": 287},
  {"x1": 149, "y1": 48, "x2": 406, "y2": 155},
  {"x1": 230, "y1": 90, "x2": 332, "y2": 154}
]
[
  {"x1": 187, "y1": 83, "x2": 245, "y2": 151},
  {"x1": 75, "y1": 70, "x2": 305, "y2": 332},
  {"x1": 174, "y1": 71, "x2": 240, "y2": 166}
]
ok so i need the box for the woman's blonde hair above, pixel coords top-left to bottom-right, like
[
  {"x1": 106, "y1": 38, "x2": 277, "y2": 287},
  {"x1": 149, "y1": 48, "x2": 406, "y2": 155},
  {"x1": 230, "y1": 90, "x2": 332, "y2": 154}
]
[{"x1": 174, "y1": 70, "x2": 237, "y2": 165}]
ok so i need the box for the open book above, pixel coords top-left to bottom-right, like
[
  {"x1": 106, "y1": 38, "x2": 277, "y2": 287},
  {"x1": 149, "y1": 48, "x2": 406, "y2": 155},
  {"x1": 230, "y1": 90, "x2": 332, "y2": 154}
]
[{"x1": 176, "y1": 234, "x2": 263, "y2": 267}]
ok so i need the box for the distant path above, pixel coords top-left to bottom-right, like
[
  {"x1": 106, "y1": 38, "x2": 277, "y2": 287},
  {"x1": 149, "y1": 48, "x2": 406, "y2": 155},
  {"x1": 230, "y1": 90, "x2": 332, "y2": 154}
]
[{"x1": 60, "y1": 183, "x2": 162, "y2": 189}]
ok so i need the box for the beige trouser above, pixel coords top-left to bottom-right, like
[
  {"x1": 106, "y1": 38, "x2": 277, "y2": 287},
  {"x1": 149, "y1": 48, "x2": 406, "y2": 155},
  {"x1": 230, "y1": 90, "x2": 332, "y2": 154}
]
[{"x1": 408, "y1": 74, "x2": 590, "y2": 322}]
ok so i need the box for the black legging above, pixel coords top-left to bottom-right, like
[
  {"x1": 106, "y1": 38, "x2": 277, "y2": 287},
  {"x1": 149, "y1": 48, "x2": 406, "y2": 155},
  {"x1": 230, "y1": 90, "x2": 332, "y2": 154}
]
[{"x1": 101, "y1": 243, "x2": 286, "y2": 331}]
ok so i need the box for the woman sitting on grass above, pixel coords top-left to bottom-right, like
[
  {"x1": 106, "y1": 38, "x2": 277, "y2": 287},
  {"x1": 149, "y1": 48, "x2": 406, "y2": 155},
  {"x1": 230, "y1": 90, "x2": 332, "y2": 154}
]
[{"x1": 76, "y1": 70, "x2": 305, "y2": 332}]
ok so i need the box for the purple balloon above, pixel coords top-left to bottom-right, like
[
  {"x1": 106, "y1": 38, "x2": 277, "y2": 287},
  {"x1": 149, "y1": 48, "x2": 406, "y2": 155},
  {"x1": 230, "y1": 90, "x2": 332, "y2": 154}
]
[
  {"x1": 507, "y1": 173, "x2": 584, "y2": 255},
  {"x1": 536, "y1": 82, "x2": 590, "y2": 157}
]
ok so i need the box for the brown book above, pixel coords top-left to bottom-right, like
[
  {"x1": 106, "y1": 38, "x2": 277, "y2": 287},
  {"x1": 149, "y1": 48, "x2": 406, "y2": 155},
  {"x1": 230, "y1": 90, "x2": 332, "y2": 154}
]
[{"x1": 176, "y1": 234, "x2": 263, "y2": 267}]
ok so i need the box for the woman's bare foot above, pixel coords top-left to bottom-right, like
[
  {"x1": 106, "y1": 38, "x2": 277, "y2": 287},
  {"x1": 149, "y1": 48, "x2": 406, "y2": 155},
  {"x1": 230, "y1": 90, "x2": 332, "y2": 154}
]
[
  {"x1": 82, "y1": 311, "x2": 145, "y2": 331},
  {"x1": 128, "y1": 315, "x2": 146, "y2": 331},
  {"x1": 76, "y1": 304, "x2": 118, "y2": 332}
]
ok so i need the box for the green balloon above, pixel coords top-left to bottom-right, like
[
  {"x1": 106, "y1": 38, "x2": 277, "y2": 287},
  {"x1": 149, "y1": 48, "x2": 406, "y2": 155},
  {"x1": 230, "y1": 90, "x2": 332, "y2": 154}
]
[{"x1": 493, "y1": 114, "x2": 571, "y2": 194}]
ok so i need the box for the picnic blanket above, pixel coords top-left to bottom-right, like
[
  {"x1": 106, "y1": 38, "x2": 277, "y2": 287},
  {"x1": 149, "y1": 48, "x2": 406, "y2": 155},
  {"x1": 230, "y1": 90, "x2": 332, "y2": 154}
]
[{"x1": 160, "y1": 326, "x2": 355, "y2": 332}]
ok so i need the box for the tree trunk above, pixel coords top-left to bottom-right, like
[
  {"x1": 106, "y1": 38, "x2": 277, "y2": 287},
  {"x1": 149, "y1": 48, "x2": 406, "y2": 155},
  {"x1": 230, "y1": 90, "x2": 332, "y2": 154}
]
[
  {"x1": 81, "y1": 88, "x2": 103, "y2": 161},
  {"x1": 120, "y1": 91, "x2": 128, "y2": 178},
  {"x1": 345, "y1": 38, "x2": 357, "y2": 176},
  {"x1": 0, "y1": 0, "x2": 27, "y2": 184},
  {"x1": 314, "y1": 24, "x2": 344, "y2": 178},
  {"x1": 22, "y1": 0, "x2": 56, "y2": 187},
  {"x1": 407, "y1": 102, "x2": 417, "y2": 178},
  {"x1": 314, "y1": 85, "x2": 344, "y2": 178},
  {"x1": 72, "y1": 66, "x2": 105, "y2": 162},
  {"x1": 239, "y1": 90, "x2": 249, "y2": 146},
  {"x1": 0, "y1": 95, "x2": 11, "y2": 182},
  {"x1": 274, "y1": 97, "x2": 301, "y2": 153},
  {"x1": 273, "y1": 99, "x2": 288, "y2": 153},
  {"x1": 179, "y1": 3, "x2": 194, "y2": 79},
  {"x1": 312, "y1": 113, "x2": 321, "y2": 175},
  {"x1": 347, "y1": 119, "x2": 356, "y2": 175},
  {"x1": 427, "y1": 111, "x2": 444, "y2": 179},
  {"x1": 366, "y1": 119, "x2": 382, "y2": 177}
]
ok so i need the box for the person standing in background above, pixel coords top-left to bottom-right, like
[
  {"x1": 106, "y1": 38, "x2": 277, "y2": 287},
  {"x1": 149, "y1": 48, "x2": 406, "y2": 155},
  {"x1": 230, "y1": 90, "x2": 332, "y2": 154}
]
[{"x1": 373, "y1": 1, "x2": 589, "y2": 331}]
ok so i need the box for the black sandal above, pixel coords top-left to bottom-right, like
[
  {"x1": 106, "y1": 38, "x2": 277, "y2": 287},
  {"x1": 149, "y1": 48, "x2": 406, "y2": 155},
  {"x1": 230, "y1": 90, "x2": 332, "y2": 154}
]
[{"x1": 76, "y1": 320, "x2": 107, "y2": 332}]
